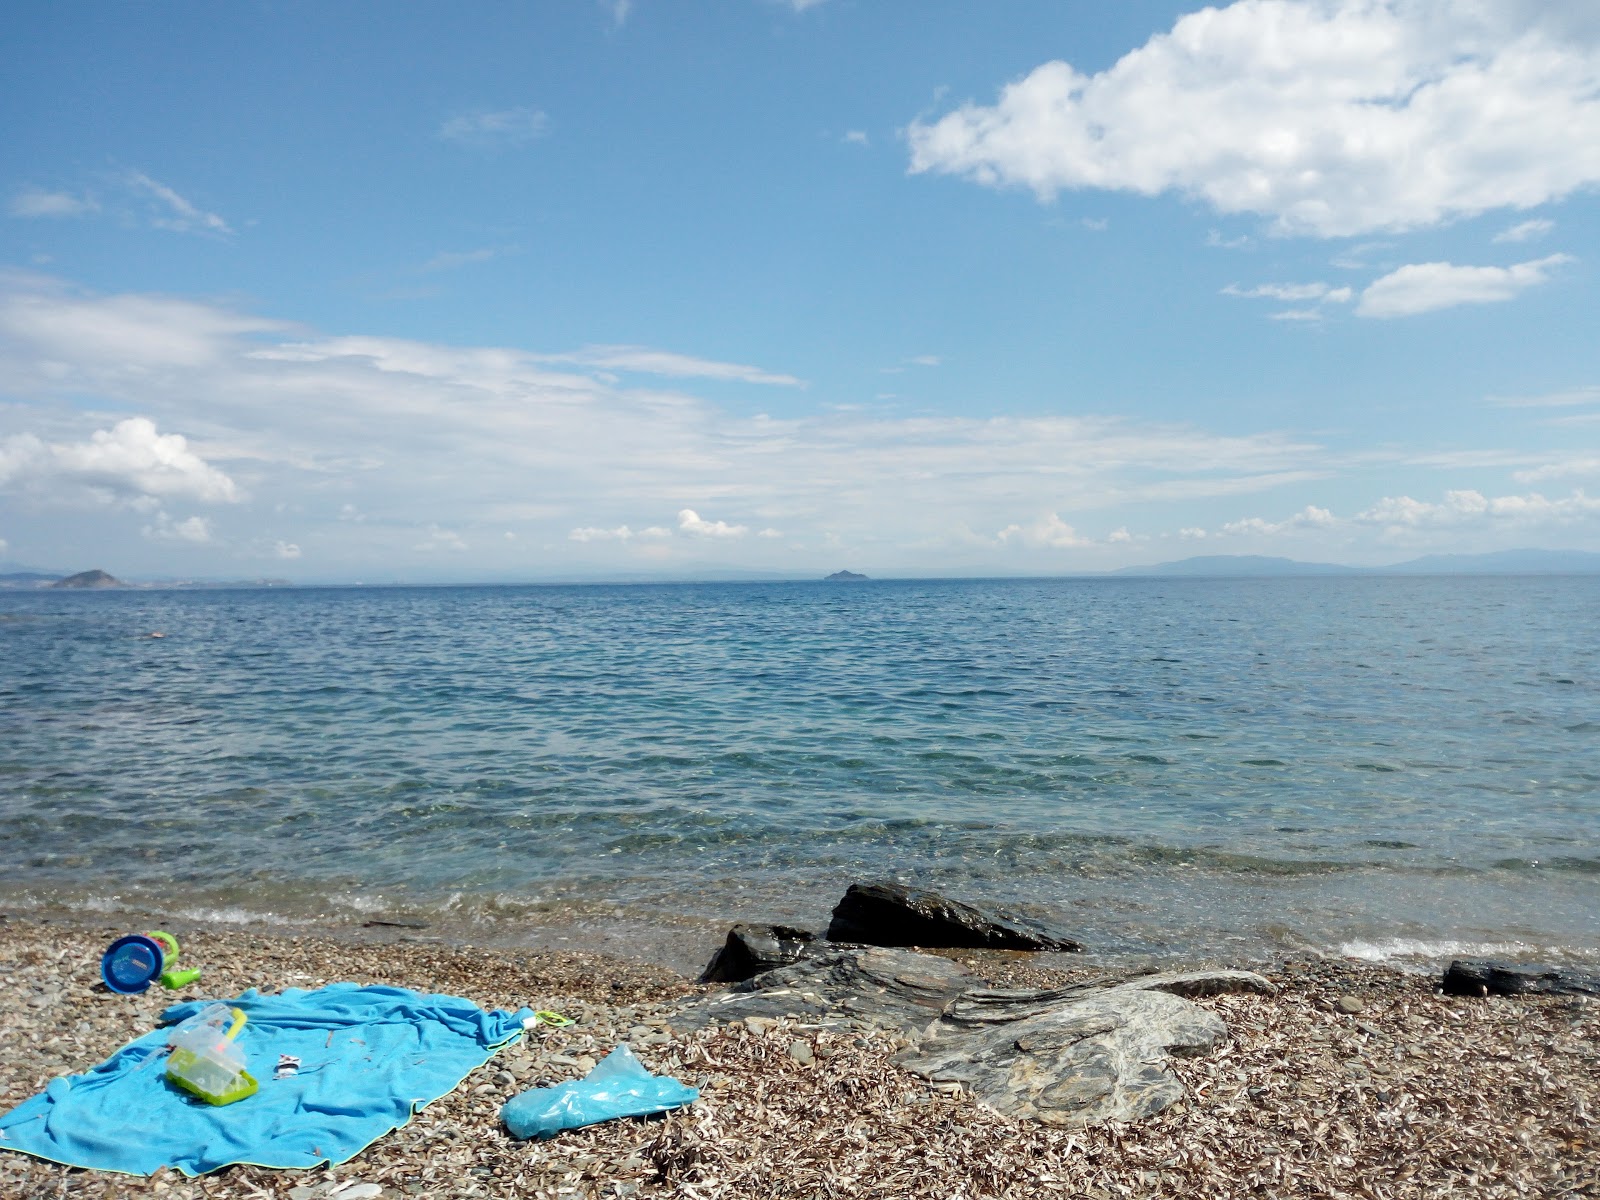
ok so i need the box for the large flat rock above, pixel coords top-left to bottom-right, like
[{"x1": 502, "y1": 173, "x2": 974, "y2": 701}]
[
  {"x1": 897, "y1": 986, "x2": 1225, "y2": 1125},
  {"x1": 673, "y1": 946, "x2": 1272, "y2": 1128},
  {"x1": 1442, "y1": 959, "x2": 1600, "y2": 998},
  {"x1": 673, "y1": 947, "x2": 978, "y2": 1033}
]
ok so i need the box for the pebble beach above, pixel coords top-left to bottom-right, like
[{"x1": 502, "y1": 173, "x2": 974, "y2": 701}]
[{"x1": 2, "y1": 917, "x2": 1596, "y2": 1199}]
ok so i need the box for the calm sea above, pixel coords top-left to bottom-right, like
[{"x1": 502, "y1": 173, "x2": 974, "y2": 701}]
[{"x1": 1, "y1": 576, "x2": 1596, "y2": 971}]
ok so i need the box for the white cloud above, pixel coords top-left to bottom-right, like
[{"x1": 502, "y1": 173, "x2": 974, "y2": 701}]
[
  {"x1": 786, "y1": 0, "x2": 829, "y2": 10},
  {"x1": 413, "y1": 524, "x2": 468, "y2": 552},
  {"x1": 550, "y1": 345, "x2": 802, "y2": 386},
  {"x1": 1494, "y1": 218, "x2": 1555, "y2": 243},
  {"x1": 1357, "y1": 488, "x2": 1600, "y2": 530},
  {"x1": 1356, "y1": 254, "x2": 1572, "y2": 317},
  {"x1": 597, "y1": 0, "x2": 631, "y2": 27},
  {"x1": 1179, "y1": 527, "x2": 1208, "y2": 539},
  {"x1": 678, "y1": 509, "x2": 748, "y2": 538},
  {"x1": 1223, "y1": 282, "x2": 1352, "y2": 303},
  {"x1": 0, "y1": 272, "x2": 1356, "y2": 570},
  {"x1": 142, "y1": 513, "x2": 214, "y2": 543},
  {"x1": 843, "y1": 130, "x2": 869, "y2": 146},
  {"x1": 0, "y1": 418, "x2": 239, "y2": 508},
  {"x1": 907, "y1": 1, "x2": 1600, "y2": 237},
  {"x1": 997, "y1": 512, "x2": 1092, "y2": 549},
  {"x1": 1269, "y1": 308, "x2": 1326, "y2": 322},
  {"x1": 1221, "y1": 504, "x2": 1337, "y2": 535},
  {"x1": 1514, "y1": 458, "x2": 1600, "y2": 484},
  {"x1": 758, "y1": 527, "x2": 783, "y2": 539},
  {"x1": 124, "y1": 172, "x2": 232, "y2": 236},
  {"x1": 569, "y1": 524, "x2": 671, "y2": 542},
  {"x1": 908, "y1": 355, "x2": 942, "y2": 367},
  {"x1": 274, "y1": 540, "x2": 302, "y2": 559},
  {"x1": 421, "y1": 247, "x2": 506, "y2": 272},
  {"x1": 438, "y1": 107, "x2": 550, "y2": 147},
  {"x1": 1488, "y1": 384, "x2": 1600, "y2": 409},
  {"x1": 9, "y1": 188, "x2": 98, "y2": 219}
]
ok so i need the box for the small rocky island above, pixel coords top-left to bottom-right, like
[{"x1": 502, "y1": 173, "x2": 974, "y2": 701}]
[
  {"x1": 51, "y1": 569, "x2": 124, "y2": 589},
  {"x1": 824, "y1": 570, "x2": 867, "y2": 581}
]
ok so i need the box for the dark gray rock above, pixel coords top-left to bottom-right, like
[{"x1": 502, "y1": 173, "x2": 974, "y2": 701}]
[
  {"x1": 1442, "y1": 960, "x2": 1600, "y2": 998},
  {"x1": 673, "y1": 944, "x2": 1267, "y2": 1128},
  {"x1": 699, "y1": 923, "x2": 818, "y2": 984},
  {"x1": 897, "y1": 983, "x2": 1226, "y2": 1126},
  {"x1": 826, "y1": 881, "x2": 1082, "y2": 952},
  {"x1": 673, "y1": 947, "x2": 978, "y2": 1033}
]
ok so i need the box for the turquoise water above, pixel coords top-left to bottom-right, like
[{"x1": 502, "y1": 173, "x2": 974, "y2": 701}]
[{"x1": 1, "y1": 576, "x2": 1596, "y2": 966}]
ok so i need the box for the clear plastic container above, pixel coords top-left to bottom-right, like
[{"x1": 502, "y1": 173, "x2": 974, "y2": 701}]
[{"x1": 166, "y1": 1004, "x2": 258, "y2": 1105}]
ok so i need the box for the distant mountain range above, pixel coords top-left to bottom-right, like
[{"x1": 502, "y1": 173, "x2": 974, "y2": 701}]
[{"x1": 1113, "y1": 549, "x2": 1600, "y2": 577}]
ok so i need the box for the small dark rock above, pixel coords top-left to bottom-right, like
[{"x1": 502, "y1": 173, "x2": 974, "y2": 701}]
[
  {"x1": 699, "y1": 923, "x2": 818, "y2": 984},
  {"x1": 1442, "y1": 959, "x2": 1600, "y2": 998},
  {"x1": 826, "y1": 881, "x2": 1082, "y2": 952}
]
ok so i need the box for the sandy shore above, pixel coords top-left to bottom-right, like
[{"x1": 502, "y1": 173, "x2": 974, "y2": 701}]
[{"x1": 1, "y1": 916, "x2": 1595, "y2": 1199}]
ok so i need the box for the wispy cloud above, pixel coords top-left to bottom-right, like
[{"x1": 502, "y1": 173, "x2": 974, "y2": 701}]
[
  {"x1": 1223, "y1": 282, "x2": 1353, "y2": 303},
  {"x1": 8, "y1": 188, "x2": 98, "y2": 219},
  {"x1": 124, "y1": 171, "x2": 233, "y2": 236},
  {"x1": 597, "y1": 0, "x2": 632, "y2": 28},
  {"x1": 843, "y1": 130, "x2": 869, "y2": 146},
  {"x1": 1487, "y1": 385, "x2": 1600, "y2": 410},
  {"x1": 420, "y1": 246, "x2": 515, "y2": 273},
  {"x1": 438, "y1": 107, "x2": 550, "y2": 147},
  {"x1": 1356, "y1": 255, "x2": 1573, "y2": 318},
  {"x1": 1493, "y1": 218, "x2": 1554, "y2": 244},
  {"x1": 550, "y1": 345, "x2": 802, "y2": 386}
]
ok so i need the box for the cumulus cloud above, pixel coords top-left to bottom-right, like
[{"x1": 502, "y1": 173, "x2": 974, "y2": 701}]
[
  {"x1": 438, "y1": 107, "x2": 550, "y2": 147},
  {"x1": 997, "y1": 513, "x2": 1092, "y2": 549},
  {"x1": 1221, "y1": 504, "x2": 1337, "y2": 535},
  {"x1": 9, "y1": 188, "x2": 98, "y2": 219},
  {"x1": 1494, "y1": 218, "x2": 1555, "y2": 243},
  {"x1": 1356, "y1": 254, "x2": 1573, "y2": 317},
  {"x1": 907, "y1": 0, "x2": 1600, "y2": 237},
  {"x1": 678, "y1": 509, "x2": 748, "y2": 538},
  {"x1": 0, "y1": 418, "x2": 239, "y2": 509},
  {"x1": 1357, "y1": 488, "x2": 1600, "y2": 529},
  {"x1": 274, "y1": 540, "x2": 302, "y2": 559},
  {"x1": 142, "y1": 513, "x2": 213, "y2": 543}
]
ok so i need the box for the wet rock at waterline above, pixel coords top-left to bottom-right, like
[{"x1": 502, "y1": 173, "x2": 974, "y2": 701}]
[
  {"x1": 699, "y1": 923, "x2": 819, "y2": 984},
  {"x1": 825, "y1": 881, "x2": 1082, "y2": 952},
  {"x1": 1442, "y1": 959, "x2": 1600, "y2": 998}
]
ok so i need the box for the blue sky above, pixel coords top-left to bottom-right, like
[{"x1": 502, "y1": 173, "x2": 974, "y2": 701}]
[{"x1": 3, "y1": 0, "x2": 1598, "y2": 580}]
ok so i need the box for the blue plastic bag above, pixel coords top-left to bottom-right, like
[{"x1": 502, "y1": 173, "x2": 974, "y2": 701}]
[{"x1": 502, "y1": 1044, "x2": 699, "y2": 1140}]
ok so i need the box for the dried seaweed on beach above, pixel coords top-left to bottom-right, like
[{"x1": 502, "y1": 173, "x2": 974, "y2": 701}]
[{"x1": 2, "y1": 923, "x2": 1596, "y2": 1199}]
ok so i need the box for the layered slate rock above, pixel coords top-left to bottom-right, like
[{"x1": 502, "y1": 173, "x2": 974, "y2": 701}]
[
  {"x1": 826, "y1": 882, "x2": 1082, "y2": 952},
  {"x1": 1442, "y1": 960, "x2": 1600, "y2": 998},
  {"x1": 674, "y1": 947, "x2": 978, "y2": 1033},
  {"x1": 674, "y1": 945, "x2": 1272, "y2": 1128},
  {"x1": 699, "y1": 923, "x2": 818, "y2": 984},
  {"x1": 896, "y1": 970, "x2": 1275, "y2": 1127}
]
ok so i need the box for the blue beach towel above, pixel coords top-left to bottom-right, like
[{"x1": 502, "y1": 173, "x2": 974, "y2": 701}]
[{"x1": 0, "y1": 983, "x2": 532, "y2": 1176}]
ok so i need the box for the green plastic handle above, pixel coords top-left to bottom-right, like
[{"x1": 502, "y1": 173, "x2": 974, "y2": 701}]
[{"x1": 159, "y1": 967, "x2": 203, "y2": 990}]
